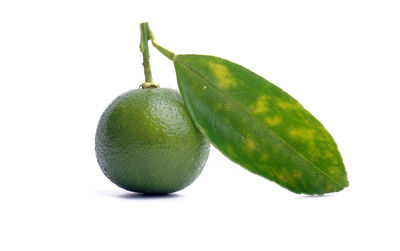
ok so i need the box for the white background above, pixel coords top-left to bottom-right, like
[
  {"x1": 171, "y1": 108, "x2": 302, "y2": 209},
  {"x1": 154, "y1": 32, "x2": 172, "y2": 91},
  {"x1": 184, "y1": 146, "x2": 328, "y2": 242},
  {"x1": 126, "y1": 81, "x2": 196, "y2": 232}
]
[{"x1": 1, "y1": 0, "x2": 399, "y2": 250}]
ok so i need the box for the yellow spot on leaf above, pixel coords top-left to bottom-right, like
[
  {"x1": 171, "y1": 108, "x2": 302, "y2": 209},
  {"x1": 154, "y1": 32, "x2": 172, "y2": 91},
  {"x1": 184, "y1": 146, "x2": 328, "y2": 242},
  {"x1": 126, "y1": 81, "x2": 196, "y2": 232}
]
[
  {"x1": 277, "y1": 100, "x2": 302, "y2": 110},
  {"x1": 260, "y1": 154, "x2": 268, "y2": 161},
  {"x1": 252, "y1": 96, "x2": 268, "y2": 114},
  {"x1": 293, "y1": 170, "x2": 301, "y2": 179},
  {"x1": 328, "y1": 165, "x2": 342, "y2": 175},
  {"x1": 325, "y1": 182, "x2": 337, "y2": 192},
  {"x1": 208, "y1": 62, "x2": 237, "y2": 89},
  {"x1": 265, "y1": 116, "x2": 282, "y2": 126},
  {"x1": 275, "y1": 172, "x2": 287, "y2": 183},
  {"x1": 247, "y1": 139, "x2": 256, "y2": 152},
  {"x1": 324, "y1": 150, "x2": 337, "y2": 163},
  {"x1": 289, "y1": 128, "x2": 316, "y2": 141}
]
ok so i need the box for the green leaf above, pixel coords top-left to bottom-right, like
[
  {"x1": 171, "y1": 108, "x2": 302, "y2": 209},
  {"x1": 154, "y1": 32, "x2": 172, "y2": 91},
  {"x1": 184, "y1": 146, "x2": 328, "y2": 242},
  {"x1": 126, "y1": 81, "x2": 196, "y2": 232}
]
[{"x1": 165, "y1": 52, "x2": 348, "y2": 194}]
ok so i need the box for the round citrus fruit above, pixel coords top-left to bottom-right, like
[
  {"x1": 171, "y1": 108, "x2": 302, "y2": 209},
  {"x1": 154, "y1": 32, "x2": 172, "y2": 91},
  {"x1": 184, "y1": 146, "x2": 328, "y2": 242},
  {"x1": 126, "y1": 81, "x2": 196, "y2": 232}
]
[{"x1": 95, "y1": 87, "x2": 210, "y2": 194}]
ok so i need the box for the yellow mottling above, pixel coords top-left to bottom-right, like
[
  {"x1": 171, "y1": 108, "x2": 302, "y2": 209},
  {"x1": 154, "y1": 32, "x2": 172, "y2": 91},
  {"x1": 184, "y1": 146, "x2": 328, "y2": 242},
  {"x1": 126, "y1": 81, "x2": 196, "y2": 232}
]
[
  {"x1": 325, "y1": 182, "x2": 337, "y2": 192},
  {"x1": 252, "y1": 96, "x2": 268, "y2": 114},
  {"x1": 328, "y1": 165, "x2": 341, "y2": 175},
  {"x1": 227, "y1": 146, "x2": 237, "y2": 158},
  {"x1": 260, "y1": 154, "x2": 268, "y2": 161},
  {"x1": 208, "y1": 62, "x2": 237, "y2": 89},
  {"x1": 289, "y1": 128, "x2": 316, "y2": 141},
  {"x1": 277, "y1": 100, "x2": 302, "y2": 110},
  {"x1": 275, "y1": 172, "x2": 287, "y2": 183},
  {"x1": 247, "y1": 139, "x2": 256, "y2": 152},
  {"x1": 293, "y1": 170, "x2": 301, "y2": 179},
  {"x1": 265, "y1": 116, "x2": 282, "y2": 126},
  {"x1": 324, "y1": 150, "x2": 337, "y2": 163}
]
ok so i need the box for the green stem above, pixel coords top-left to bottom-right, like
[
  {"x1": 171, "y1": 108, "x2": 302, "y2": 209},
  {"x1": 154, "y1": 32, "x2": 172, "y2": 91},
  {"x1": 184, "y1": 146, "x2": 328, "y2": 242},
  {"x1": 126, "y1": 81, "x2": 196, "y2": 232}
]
[
  {"x1": 139, "y1": 22, "x2": 153, "y2": 83},
  {"x1": 151, "y1": 41, "x2": 176, "y2": 61},
  {"x1": 141, "y1": 23, "x2": 176, "y2": 61}
]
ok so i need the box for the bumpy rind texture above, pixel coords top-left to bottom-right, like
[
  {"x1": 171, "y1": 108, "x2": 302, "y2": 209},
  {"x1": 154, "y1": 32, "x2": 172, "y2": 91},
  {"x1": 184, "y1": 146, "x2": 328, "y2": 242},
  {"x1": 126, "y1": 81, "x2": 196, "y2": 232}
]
[{"x1": 95, "y1": 88, "x2": 210, "y2": 194}]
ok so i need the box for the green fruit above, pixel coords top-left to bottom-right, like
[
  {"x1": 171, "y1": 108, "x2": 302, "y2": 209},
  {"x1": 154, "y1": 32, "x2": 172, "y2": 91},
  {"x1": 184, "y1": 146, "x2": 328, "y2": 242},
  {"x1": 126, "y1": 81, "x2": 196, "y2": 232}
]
[{"x1": 95, "y1": 88, "x2": 210, "y2": 194}]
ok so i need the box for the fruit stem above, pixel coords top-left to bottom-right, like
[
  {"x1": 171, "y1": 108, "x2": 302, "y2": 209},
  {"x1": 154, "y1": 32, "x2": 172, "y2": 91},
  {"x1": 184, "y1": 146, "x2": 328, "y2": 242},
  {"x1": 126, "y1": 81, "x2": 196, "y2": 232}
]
[{"x1": 139, "y1": 22, "x2": 154, "y2": 84}]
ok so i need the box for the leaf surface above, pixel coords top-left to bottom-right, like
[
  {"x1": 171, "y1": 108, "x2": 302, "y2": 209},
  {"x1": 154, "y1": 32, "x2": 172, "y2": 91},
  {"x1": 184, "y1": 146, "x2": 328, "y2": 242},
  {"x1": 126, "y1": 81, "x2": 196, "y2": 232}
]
[{"x1": 173, "y1": 54, "x2": 348, "y2": 194}]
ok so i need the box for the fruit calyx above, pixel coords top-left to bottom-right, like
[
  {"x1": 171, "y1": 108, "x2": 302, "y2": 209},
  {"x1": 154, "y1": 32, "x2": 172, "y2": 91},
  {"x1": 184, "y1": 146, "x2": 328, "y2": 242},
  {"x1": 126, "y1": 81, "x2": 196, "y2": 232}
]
[{"x1": 139, "y1": 82, "x2": 160, "y2": 89}]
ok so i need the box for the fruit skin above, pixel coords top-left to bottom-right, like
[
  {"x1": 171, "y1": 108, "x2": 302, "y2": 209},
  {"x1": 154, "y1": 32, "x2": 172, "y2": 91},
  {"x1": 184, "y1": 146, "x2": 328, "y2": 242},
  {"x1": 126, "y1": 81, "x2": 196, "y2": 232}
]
[{"x1": 95, "y1": 88, "x2": 210, "y2": 194}]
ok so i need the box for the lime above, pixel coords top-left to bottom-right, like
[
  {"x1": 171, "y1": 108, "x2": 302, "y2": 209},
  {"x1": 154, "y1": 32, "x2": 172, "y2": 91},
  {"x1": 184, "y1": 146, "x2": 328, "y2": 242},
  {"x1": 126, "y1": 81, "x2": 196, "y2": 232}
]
[{"x1": 95, "y1": 88, "x2": 210, "y2": 194}]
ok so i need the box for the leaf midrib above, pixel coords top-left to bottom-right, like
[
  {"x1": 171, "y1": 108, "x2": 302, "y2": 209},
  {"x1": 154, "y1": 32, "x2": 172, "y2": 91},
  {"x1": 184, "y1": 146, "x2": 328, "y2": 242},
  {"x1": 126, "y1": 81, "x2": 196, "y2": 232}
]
[{"x1": 175, "y1": 56, "x2": 345, "y2": 189}]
